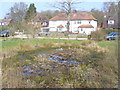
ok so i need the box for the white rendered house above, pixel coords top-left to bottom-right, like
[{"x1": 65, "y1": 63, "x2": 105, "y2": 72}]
[{"x1": 49, "y1": 12, "x2": 97, "y2": 35}]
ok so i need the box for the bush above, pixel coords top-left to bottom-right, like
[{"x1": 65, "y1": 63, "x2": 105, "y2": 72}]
[
  {"x1": 90, "y1": 29, "x2": 118, "y2": 41},
  {"x1": 91, "y1": 30, "x2": 106, "y2": 41},
  {"x1": 101, "y1": 29, "x2": 118, "y2": 34}
]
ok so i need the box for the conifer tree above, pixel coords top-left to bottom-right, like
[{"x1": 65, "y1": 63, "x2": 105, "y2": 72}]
[{"x1": 25, "y1": 3, "x2": 37, "y2": 22}]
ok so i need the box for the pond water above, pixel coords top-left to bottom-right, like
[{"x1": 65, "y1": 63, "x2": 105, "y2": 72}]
[
  {"x1": 49, "y1": 55, "x2": 80, "y2": 64},
  {"x1": 22, "y1": 48, "x2": 81, "y2": 76},
  {"x1": 19, "y1": 47, "x2": 104, "y2": 76}
]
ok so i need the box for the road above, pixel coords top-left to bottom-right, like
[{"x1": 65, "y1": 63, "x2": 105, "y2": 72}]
[{"x1": 9, "y1": 35, "x2": 88, "y2": 40}]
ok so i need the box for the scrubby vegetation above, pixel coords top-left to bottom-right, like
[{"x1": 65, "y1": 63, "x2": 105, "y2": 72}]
[
  {"x1": 1, "y1": 39, "x2": 118, "y2": 88},
  {"x1": 91, "y1": 29, "x2": 118, "y2": 41}
]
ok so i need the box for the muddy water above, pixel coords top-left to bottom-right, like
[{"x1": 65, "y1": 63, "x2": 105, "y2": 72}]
[
  {"x1": 4, "y1": 46, "x2": 104, "y2": 77},
  {"x1": 49, "y1": 55, "x2": 80, "y2": 64},
  {"x1": 22, "y1": 48, "x2": 81, "y2": 76}
]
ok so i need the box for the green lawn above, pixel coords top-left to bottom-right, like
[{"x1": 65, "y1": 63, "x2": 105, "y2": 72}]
[
  {"x1": 0, "y1": 38, "x2": 117, "y2": 52},
  {"x1": 97, "y1": 40, "x2": 118, "y2": 51},
  {"x1": 0, "y1": 38, "x2": 82, "y2": 55}
]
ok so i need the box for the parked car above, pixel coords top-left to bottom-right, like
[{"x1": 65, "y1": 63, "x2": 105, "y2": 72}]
[
  {"x1": 37, "y1": 30, "x2": 50, "y2": 36},
  {"x1": 105, "y1": 32, "x2": 120, "y2": 40},
  {"x1": 0, "y1": 30, "x2": 10, "y2": 37}
]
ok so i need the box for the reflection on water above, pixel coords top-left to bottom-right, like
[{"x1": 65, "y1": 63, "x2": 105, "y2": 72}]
[
  {"x1": 22, "y1": 48, "x2": 80, "y2": 76},
  {"x1": 49, "y1": 55, "x2": 80, "y2": 64},
  {"x1": 23, "y1": 65, "x2": 45, "y2": 76}
]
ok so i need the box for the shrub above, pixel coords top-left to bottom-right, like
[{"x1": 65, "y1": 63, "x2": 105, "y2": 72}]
[
  {"x1": 91, "y1": 29, "x2": 118, "y2": 41},
  {"x1": 101, "y1": 29, "x2": 118, "y2": 34},
  {"x1": 81, "y1": 40, "x2": 93, "y2": 45},
  {"x1": 91, "y1": 30, "x2": 106, "y2": 41}
]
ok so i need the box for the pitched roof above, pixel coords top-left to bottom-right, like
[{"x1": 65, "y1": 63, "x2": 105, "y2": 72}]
[
  {"x1": 31, "y1": 13, "x2": 49, "y2": 22},
  {"x1": 0, "y1": 19, "x2": 12, "y2": 23},
  {"x1": 57, "y1": 25, "x2": 64, "y2": 28},
  {"x1": 50, "y1": 12, "x2": 97, "y2": 21},
  {"x1": 78, "y1": 24, "x2": 94, "y2": 28}
]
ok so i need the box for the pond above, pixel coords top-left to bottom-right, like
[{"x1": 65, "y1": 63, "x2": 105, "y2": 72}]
[
  {"x1": 22, "y1": 48, "x2": 82, "y2": 76},
  {"x1": 20, "y1": 46, "x2": 104, "y2": 77},
  {"x1": 3, "y1": 46, "x2": 104, "y2": 77}
]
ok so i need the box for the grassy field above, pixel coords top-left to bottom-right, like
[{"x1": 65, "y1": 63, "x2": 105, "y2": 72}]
[
  {"x1": 97, "y1": 40, "x2": 118, "y2": 50},
  {"x1": 1, "y1": 38, "x2": 81, "y2": 52},
  {"x1": 1, "y1": 38, "x2": 118, "y2": 88},
  {"x1": 0, "y1": 38, "x2": 117, "y2": 50}
]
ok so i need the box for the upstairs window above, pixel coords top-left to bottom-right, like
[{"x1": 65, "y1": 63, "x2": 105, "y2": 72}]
[
  {"x1": 77, "y1": 21, "x2": 81, "y2": 24},
  {"x1": 74, "y1": 21, "x2": 76, "y2": 24},
  {"x1": 89, "y1": 21, "x2": 91, "y2": 24}
]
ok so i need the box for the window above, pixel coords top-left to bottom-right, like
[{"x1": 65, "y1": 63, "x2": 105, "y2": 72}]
[
  {"x1": 2, "y1": 23, "x2": 4, "y2": 25},
  {"x1": 59, "y1": 28, "x2": 62, "y2": 30},
  {"x1": 74, "y1": 21, "x2": 76, "y2": 24},
  {"x1": 89, "y1": 21, "x2": 91, "y2": 24},
  {"x1": 81, "y1": 28, "x2": 83, "y2": 31},
  {"x1": 32, "y1": 22, "x2": 35, "y2": 24},
  {"x1": 77, "y1": 21, "x2": 81, "y2": 24},
  {"x1": 79, "y1": 21, "x2": 81, "y2": 24}
]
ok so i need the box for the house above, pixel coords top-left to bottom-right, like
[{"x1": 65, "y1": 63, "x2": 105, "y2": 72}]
[
  {"x1": 103, "y1": 12, "x2": 118, "y2": 29},
  {"x1": 0, "y1": 18, "x2": 12, "y2": 26},
  {"x1": 49, "y1": 11, "x2": 97, "y2": 35},
  {"x1": 107, "y1": 14, "x2": 118, "y2": 29},
  {"x1": 28, "y1": 14, "x2": 49, "y2": 30}
]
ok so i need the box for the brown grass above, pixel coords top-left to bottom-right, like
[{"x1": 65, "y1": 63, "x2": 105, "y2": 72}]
[{"x1": 1, "y1": 39, "x2": 118, "y2": 88}]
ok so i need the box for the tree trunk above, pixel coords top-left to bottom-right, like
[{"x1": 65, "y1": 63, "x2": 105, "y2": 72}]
[
  {"x1": 67, "y1": 13, "x2": 70, "y2": 32},
  {"x1": 66, "y1": 13, "x2": 70, "y2": 39}
]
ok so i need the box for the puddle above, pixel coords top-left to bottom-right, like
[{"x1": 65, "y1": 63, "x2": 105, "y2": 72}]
[
  {"x1": 49, "y1": 55, "x2": 80, "y2": 64},
  {"x1": 23, "y1": 65, "x2": 45, "y2": 76}
]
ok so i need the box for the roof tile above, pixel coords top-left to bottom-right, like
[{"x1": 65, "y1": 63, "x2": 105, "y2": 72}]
[
  {"x1": 78, "y1": 24, "x2": 94, "y2": 28},
  {"x1": 50, "y1": 12, "x2": 97, "y2": 21},
  {"x1": 57, "y1": 25, "x2": 64, "y2": 28}
]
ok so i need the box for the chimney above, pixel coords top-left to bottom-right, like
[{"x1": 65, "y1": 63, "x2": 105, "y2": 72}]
[{"x1": 73, "y1": 9, "x2": 77, "y2": 13}]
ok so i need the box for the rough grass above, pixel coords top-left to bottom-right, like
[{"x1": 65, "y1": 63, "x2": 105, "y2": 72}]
[
  {"x1": 1, "y1": 38, "x2": 81, "y2": 51},
  {"x1": 97, "y1": 40, "x2": 118, "y2": 51},
  {"x1": 1, "y1": 38, "x2": 118, "y2": 88},
  {"x1": 0, "y1": 38, "x2": 81, "y2": 59}
]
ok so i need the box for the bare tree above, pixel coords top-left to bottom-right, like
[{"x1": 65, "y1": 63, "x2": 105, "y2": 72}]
[
  {"x1": 8, "y1": 2, "x2": 27, "y2": 22},
  {"x1": 53, "y1": 0, "x2": 80, "y2": 33},
  {"x1": 103, "y1": 2, "x2": 118, "y2": 28},
  {"x1": 103, "y1": 2, "x2": 118, "y2": 16},
  {"x1": 103, "y1": 2, "x2": 112, "y2": 13},
  {"x1": 91, "y1": 9, "x2": 104, "y2": 25}
]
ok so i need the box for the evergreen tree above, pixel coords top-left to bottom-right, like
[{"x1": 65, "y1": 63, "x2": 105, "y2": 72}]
[{"x1": 25, "y1": 3, "x2": 37, "y2": 22}]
